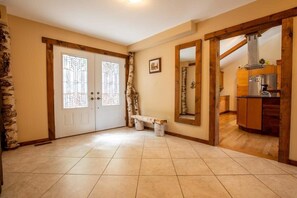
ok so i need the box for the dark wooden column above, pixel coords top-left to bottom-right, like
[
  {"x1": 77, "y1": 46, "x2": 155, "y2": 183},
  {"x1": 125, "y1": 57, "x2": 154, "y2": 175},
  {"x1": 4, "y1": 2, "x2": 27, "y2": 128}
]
[
  {"x1": 209, "y1": 38, "x2": 220, "y2": 146},
  {"x1": 279, "y1": 17, "x2": 293, "y2": 163}
]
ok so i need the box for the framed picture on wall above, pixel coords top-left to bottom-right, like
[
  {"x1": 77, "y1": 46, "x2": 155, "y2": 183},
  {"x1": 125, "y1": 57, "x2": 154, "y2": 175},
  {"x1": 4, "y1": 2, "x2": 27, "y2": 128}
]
[{"x1": 149, "y1": 58, "x2": 161, "y2": 74}]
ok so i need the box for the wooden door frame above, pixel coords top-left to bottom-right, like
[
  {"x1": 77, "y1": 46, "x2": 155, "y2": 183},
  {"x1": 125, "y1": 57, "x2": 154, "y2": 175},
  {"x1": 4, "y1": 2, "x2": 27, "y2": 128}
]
[
  {"x1": 42, "y1": 37, "x2": 129, "y2": 140},
  {"x1": 205, "y1": 7, "x2": 296, "y2": 164}
]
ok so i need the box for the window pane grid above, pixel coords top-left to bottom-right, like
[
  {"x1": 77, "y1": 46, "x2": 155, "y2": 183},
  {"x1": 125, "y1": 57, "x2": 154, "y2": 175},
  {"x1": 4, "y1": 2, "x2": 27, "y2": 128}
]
[
  {"x1": 62, "y1": 54, "x2": 88, "y2": 109},
  {"x1": 102, "y1": 61, "x2": 120, "y2": 106}
]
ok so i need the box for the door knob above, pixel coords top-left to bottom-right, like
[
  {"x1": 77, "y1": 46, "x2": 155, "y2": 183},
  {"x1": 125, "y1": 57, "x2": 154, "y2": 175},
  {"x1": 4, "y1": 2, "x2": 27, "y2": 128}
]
[
  {"x1": 97, "y1": 97, "x2": 101, "y2": 100},
  {"x1": 90, "y1": 97, "x2": 94, "y2": 100},
  {"x1": 91, "y1": 92, "x2": 94, "y2": 95}
]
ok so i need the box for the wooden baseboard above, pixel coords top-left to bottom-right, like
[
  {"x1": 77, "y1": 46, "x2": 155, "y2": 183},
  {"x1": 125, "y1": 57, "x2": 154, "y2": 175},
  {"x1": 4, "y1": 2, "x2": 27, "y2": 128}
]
[
  {"x1": 19, "y1": 138, "x2": 50, "y2": 147},
  {"x1": 144, "y1": 126, "x2": 209, "y2": 145},
  {"x1": 165, "y1": 131, "x2": 209, "y2": 144},
  {"x1": 288, "y1": 159, "x2": 297, "y2": 167}
]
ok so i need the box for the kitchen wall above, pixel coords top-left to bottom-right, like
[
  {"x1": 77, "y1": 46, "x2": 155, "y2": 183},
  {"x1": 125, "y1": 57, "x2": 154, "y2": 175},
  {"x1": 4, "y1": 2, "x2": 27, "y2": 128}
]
[
  {"x1": 131, "y1": 0, "x2": 297, "y2": 160},
  {"x1": 9, "y1": 15, "x2": 128, "y2": 142},
  {"x1": 220, "y1": 27, "x2": 282, "y2": 111}
]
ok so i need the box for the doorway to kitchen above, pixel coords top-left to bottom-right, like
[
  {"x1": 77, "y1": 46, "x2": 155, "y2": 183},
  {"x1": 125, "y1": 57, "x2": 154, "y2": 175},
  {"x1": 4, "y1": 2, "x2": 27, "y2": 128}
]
[
  {"x1": 53, "y1": 46, "x2": 126, "y2": 138},
  {"x1": 206, "y1": 9, "x2": 295, "y2": 164},
  {"x1": 218, "y1": 26, "x2": 281, "y2": 160}
]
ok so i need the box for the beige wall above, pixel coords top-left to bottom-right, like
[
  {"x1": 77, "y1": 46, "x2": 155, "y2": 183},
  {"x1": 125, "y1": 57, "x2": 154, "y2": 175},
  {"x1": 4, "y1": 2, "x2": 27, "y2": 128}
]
[
  {"x1": 289, "y1": 17, "x2": 297, "y2": 160},
  {"x1": 132, "y1": 0, "x2": 297, "y2": 160},
  {"x1": 8, "y1": 15, "x2": 127, "y2": 142}
]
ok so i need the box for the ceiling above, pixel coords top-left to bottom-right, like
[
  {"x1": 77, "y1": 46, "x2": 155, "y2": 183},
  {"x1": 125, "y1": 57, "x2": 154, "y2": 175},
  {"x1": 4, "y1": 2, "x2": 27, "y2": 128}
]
[{"x1": 0, "y1": 0, "x2": 255, "y2": 45}]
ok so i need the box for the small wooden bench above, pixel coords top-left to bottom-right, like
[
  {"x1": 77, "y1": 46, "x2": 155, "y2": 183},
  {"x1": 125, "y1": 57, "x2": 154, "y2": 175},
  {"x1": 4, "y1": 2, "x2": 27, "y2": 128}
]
[{"x1": 131, "y1": 115, "x2": 167, "y2": 136}]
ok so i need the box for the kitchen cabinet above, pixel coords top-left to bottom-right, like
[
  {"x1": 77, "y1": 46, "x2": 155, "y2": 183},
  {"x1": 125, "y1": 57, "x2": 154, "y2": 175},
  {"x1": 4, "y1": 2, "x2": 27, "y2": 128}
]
[
  {"x1": 237, "y1": 68, "x2": 249, "y2": 96},
  {"x1": 237, "y1": 97, "x2": 247, "y2": 127},
  {"x1": 219, "y1": 95, "x2": 229, "y2": 114},
  {"x1": 237, "y1": 96, "x2": 280, "y2": 136}
]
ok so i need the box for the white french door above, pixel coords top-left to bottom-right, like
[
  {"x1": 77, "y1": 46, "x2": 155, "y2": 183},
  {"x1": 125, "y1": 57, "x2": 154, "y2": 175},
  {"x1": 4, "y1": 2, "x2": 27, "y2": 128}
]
[{"x1": 54, "y1": 46, "x2": 126, "y2": 138}]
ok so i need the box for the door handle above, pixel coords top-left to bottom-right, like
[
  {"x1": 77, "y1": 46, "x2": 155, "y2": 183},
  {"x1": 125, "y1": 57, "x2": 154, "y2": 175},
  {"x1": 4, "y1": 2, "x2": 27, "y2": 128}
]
[
  {"x1": 90, "y1": 97, "x2": 94, "y2": 100},
  {"x1": 97, "y1": 97, "x2": 101, "y2": 100}
]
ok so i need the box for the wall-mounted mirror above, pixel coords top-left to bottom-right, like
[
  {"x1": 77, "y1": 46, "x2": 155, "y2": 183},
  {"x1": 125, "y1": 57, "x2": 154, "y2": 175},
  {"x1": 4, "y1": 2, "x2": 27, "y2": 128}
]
[{"x1": 175, "y1": 40, "x2": 202, "y2": 125}]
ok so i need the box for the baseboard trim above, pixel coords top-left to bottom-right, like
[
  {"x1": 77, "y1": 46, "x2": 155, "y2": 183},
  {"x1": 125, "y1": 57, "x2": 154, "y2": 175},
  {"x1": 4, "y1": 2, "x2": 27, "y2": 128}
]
[
  {"x1": 19, "y1": 138, "x2": 50, "y2": 147},
  {"x1": 144, "y1": 126, "x2": 209, "y2": 145},
  {"x1": 165, "y1": 131, "x2": 209, "y2": 144},
  {"x1": 288, "y1": 159, "x2": 297, "y2": 167}
]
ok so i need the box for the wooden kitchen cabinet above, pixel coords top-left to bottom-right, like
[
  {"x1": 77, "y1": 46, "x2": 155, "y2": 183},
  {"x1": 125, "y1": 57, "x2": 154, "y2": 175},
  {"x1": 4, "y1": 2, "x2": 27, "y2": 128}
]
[
  {"x1": 220, "y1": 95, "x2": 229, "y2": 114},
  {"x1": 237, "y1": 97, "x2": 279, "y2": 136},
  {"x1": 238, "y1": 97, "x2": 262, "y2": 131},
  {"x1": 237, "y1": 97, "x2": 247, "y2": 127},
  {"x1": 246, "y1": 98, "x2": 262, "y2": 130},
  {"x1": 237, "y1": 68, "x2": 249, "y2": 96}
]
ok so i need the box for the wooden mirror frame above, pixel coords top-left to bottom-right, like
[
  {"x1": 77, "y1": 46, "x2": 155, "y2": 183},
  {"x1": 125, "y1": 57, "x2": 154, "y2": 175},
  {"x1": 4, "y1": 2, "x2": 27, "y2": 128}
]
[{"x1": 175, "y1": 39, "x2": 202, "y2": 125}]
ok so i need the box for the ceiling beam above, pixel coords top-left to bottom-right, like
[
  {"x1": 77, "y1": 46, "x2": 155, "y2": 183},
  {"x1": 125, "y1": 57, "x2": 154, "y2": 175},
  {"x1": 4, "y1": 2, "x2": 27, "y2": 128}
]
[
  {"x1": 204, "y1": 7, "x2": 297, "y2": 40},
  {"x1": 220, "y1": 39, "x2": 247, "y2": 60}
]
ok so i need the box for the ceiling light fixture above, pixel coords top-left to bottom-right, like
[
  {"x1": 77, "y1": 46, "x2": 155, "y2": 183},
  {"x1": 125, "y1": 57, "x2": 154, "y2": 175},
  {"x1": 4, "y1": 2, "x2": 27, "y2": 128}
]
[{"x1": 128, "y1": 0, "x2": 142, "y2": 3}]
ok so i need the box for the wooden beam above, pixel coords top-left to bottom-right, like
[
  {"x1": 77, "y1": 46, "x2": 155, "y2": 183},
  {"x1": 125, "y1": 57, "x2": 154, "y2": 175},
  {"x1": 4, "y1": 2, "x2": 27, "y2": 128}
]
[
  {"x1": 209, "y1": 38, "x2": 220, "y2": 146},
  {"x1": 45, "y1": 43, "x2": 55, "y2": 140},
  {"x1": 42, "y1": 37, "x2": 128, "y2": 59},
  {"x1": 205, "y1": 7, "x2": 297, "y2": 40},
  {"x1": 279, "y1": 18, "x2": 293, "y2": 164},
  {"x1": 220, "y1": 39, "x2": 247, "y2": 60}
]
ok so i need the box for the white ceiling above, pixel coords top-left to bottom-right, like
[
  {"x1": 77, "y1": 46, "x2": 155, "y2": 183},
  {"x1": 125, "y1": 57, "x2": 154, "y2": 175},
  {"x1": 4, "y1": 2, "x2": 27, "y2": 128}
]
[{"x1": 0, "y1": 0, "x2": 255, "y2": 45}]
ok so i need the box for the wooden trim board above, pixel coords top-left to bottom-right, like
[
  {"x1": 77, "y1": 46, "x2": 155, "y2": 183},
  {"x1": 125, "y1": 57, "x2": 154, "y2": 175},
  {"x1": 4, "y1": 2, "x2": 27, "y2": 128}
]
[
  {"x1": 42, "y1": 37, "x2": 129, "y2": 140},
  {"x1": 19, "y1": 138, "x2": 50, "y2": 147},
  {"x1": 279, "y1": 18, "x2": 293, "y2": 163},
  {"x1": 205, "y1": 7, "x2": 297, "y2": 40}
]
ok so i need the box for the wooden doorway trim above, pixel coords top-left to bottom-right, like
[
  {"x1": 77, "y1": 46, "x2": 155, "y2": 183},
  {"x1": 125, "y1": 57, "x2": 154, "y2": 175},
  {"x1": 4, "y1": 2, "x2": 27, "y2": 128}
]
[
  {"x1": 205, "y1": 8, "x2": 296, "y2": 163},
  {"x1": 42, "y1": 37, "x2": 129, "y2": 140}
]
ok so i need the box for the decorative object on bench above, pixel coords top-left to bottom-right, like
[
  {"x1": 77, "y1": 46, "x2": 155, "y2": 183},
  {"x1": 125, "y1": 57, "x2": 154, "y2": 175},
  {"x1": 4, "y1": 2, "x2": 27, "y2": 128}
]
[
  {"x1": 131, "y1": 115, "x2": 167, "y2": 137},
  {"x1": 126, "y1": 52, "x2": 140, "y2": 127}
]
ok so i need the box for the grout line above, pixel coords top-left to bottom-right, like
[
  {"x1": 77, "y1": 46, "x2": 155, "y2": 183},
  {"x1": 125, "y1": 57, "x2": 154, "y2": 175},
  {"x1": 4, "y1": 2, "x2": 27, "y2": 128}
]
[
  {"x1": 165, "y1": 136, "x2": 185, "y2": 198},
  {"x1": 199, "y1": 156, "x2": 233, "y2": 198},
  {"x1": 86, "y1": 140, "x2": 122, "y2": 198},
  {"x1": 134, "y1": 133, "x2": 145, "y2": 198}
]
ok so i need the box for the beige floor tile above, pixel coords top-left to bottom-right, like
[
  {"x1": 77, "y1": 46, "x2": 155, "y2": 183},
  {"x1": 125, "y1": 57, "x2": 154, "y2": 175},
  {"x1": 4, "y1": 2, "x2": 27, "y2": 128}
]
[
  {"x1": 3, "y1": 156, "x2": 49, "y2": 173},
  {"x1": 33, "y1": 157, "x2": 80, "y2": 174},
  {"x1": 144, "y1": 139, "x2": 168, "y2": 148},
  {"x1": 1, "y1": 173, "x2": 62, "y2": 198},
  {"x1": 68, "y1": 158, "x2": 110, "y2": 174},
  {"x1": 173, "y1": 159, "x2": 213, "y2": 175},
  {"x1": 89, "y1": 176, "x2": 138, "y2": 198},
  {"x1": 218, "y1": 175, "x2": 279, "y2": 198},
  {"x1": 85, "y1": 146, "x2": 117, "y2": 158},
  {"x1": 233, "y1": 158, "x2": 286, "y2": 174},
  {"x1": 169, "y1": 148, "x2": 199, "y2": 158},
  {"x1": 266, "y1": 159, "x2": 297, "y2": 174},
  {"x1": 42, "y1": 174, "x2": 99, "y2": 198},
  {"x1": 256, "y1": 175, "x2": 297, "y2": 198},
  {"x1": 137, "y1": 176, "x2": 183, "y2": 198},
  {"x1": 194, "y1": 147, "x2": 229, "y2": 158},
  {"x1": 179, "y1": 176, "x2": 231, "y2": 198},
  {"x1": 104, "y1": 158, "x2": 141, "y2": 175},
  {"x1": 220, "y1": 148, "x2": 256, "y2": 158},
  {"x1": 143, "y1": 147, "x2": 171, "y2": 158},
  {"x1": 140, "y1": 159, "x2": 176, "y2": 175},
  {"x1": 204, "y1": 158, "x2": 249, "y2": 175},
  {"x1": 114, "y1": 147, "x2": 143, "y2": 158}
]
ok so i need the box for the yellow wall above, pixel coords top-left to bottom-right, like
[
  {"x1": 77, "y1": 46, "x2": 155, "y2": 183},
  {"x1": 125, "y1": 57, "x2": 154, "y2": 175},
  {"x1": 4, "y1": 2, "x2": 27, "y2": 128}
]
[
  {"x1": 131, "y1": 0, "x2": 297, "y2": 159},
  {"x1": 8, "y1": 15, "x2": 128, "y2": 142}
]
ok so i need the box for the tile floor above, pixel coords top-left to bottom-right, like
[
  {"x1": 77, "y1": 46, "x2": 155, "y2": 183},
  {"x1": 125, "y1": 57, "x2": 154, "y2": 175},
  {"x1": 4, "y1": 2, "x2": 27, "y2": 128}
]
[{"x1": 2, "y1": 127, "x2": 297, "y2": 198}]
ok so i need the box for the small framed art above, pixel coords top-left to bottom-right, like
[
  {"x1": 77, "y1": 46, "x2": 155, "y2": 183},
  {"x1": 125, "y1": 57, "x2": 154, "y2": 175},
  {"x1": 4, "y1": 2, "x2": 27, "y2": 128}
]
[{"x1": 149, "y1": 58, "x2": 161, "y2": 74}]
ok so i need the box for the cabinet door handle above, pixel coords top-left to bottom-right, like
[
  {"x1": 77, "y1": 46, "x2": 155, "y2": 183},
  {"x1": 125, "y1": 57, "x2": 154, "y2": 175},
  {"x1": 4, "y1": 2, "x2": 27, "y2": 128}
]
[{"x1": 97, "y1": 97, "x2": 101, "y2": 100}]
